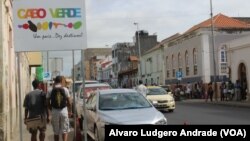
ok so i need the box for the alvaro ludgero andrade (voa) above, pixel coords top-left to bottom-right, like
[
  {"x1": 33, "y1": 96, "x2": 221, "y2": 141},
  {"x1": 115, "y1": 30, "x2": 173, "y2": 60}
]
[{"x1": 109, "y1": 128, "x2": 218, "y2": 138}]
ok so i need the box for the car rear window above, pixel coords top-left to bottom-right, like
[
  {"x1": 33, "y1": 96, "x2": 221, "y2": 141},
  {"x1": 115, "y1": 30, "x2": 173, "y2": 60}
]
[{"x1": 80, "y1": 86, "x2": 111, "y2": 99}]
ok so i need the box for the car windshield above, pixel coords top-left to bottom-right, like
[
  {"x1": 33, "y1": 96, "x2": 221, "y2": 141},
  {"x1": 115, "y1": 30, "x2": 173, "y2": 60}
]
[
  {"x1": 99, "y1": 92, "x2": 152, "y2": 110},
  {"x1": 161, "y1": 86, "x2": 171, "y2": 92},
  {"x1": 147, "y1": 88, "x2": 167, "y2": 95}
]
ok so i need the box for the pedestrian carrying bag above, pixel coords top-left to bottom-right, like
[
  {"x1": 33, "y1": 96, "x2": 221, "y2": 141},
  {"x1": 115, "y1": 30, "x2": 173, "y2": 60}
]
[{"x1": 25, "y1": 115, "x2": 46, "y2": 130}]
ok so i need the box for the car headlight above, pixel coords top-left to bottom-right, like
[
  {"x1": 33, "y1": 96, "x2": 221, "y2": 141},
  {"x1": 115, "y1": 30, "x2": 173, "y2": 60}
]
[{"x1": 155, "y1": 118, "x2": 167, "y2": 125}]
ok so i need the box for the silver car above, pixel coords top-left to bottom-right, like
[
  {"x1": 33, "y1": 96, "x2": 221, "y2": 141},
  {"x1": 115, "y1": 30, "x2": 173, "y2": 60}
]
[{"x1": 84, "y1": 89, "x2": 167, "y2": 141}]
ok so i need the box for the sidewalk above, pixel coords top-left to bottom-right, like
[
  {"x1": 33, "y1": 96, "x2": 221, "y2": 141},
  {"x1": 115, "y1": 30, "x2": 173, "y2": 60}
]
[
  {"x1": 182, "y1": 98, "x2": 250, "y2": 108},
  {"x1": 16, "y1": 119, "x2": 79, "y2": 141}
]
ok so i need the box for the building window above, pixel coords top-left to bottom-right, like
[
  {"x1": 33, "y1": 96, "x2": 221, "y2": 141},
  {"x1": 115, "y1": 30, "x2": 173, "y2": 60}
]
[
  {"x1": 112, "y1": 50, "x2": 115, "y2": 58},
  {"x1": 172, "y1": 54, "x2": 175, "y2": 77},
  {"x1": 166, "y1": 56, "x2": 169, "y2": 78},
  {"x1": 185, "y1": 51, "x2": 189, "y2": 76},
  {"x1": 220, "y1": 45, "x2": 227, "y2": 73},
  {"x1": 146, "y1": 57, "x2": 152, "y2": 75},
  {"x1": 186, "y1": 67, "x2": 189, "y2": 76},
  {"x1": 172, "y1": 69, "x2": 176, "y2": 78},
  {"x1": 193, "y1": 48, "x2": 198, "y2": 75},
  {"x1": 178, "y1": 52, "x2": 182, "y2": 73}
]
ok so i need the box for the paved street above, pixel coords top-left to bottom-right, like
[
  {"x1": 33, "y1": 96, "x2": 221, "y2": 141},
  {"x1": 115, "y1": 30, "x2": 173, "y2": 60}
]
[
  {"x1": 165, "y1": 100, "x2": 250, "y2": 125},
  {"x1": 14, "y1": 99, "x2": 250, "y2": 141}
]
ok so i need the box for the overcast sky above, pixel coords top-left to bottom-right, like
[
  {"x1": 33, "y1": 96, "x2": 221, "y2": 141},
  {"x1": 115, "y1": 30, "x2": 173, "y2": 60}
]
[{"x1": 50, "y1": 0, "x2": 250, "y2": 76}]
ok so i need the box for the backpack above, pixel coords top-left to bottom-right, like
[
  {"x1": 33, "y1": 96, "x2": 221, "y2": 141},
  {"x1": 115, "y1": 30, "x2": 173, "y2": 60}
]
[{"x1": 50, "y1": 87, "x2": 67, "y2": 109}]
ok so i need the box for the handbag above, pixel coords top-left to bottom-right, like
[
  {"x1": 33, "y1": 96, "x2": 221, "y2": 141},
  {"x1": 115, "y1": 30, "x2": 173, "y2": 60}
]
[{"x1": 25, "y1": 115, "x2": 46, "y2": 130}]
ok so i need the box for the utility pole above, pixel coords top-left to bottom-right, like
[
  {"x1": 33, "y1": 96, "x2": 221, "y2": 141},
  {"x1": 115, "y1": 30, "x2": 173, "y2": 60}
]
[{"x1": 210, "y1": 0, "x2": 217, "y2": 101}]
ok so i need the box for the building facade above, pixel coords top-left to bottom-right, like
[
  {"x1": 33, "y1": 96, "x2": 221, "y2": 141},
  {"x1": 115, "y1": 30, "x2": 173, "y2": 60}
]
[
  {"x1": 141, "y1": 34, "x2": 180, "y2": 86},
  {"x1": 96, "y1": 55, "x2": 113, "y2": 84},
  {"x1": 225, "y1": 35, "x2": 250, "y2": 102},
  {"x1": 164, "y1": 14, "x2": 250, "y2": 87},
  {"x1": 0, "y1": 1, "x2": 44, "y2": 140},
  {"x1": 112, "y1": 42, "x2": 136, "y2": 88},
  {"x1": 111, "y1": 31, "x2": 158, "y2": 88},
  {"x1": 72, "y1": 48, "x2": 112, "y2": 81}
]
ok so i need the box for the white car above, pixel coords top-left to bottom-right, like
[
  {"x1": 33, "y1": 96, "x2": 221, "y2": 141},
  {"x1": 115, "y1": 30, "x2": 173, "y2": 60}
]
[
  {"x1": 83, "y1": 89, "x2": 167, "y2": 141},
  {"x1": 76, "y1": 83, "x2": 112, "y2": 129},
  {"x1": 146, "y1": 86, "x2": 175, "y2": 112}
]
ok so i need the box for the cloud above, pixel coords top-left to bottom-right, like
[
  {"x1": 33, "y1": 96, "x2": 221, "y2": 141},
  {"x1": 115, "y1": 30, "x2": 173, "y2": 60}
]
[{"x1": 85, "y1": 0, "x2": 250, "y2": 47}]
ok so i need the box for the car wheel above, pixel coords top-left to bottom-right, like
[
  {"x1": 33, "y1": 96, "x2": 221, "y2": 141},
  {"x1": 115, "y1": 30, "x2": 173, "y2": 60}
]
[{"x1": 94, "y1": 127, "x2": 100, "y2": 141}]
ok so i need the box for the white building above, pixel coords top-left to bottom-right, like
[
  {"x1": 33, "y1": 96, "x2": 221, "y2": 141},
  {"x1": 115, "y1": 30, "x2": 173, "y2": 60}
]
[
  {"x1": 225, "y1": 35, "x2": 250, "y2": 102},
  {"x1": 96, "y1": 55, "x2": 113, "y2": 84},
  {"x1": 141, "y1": 34, "x2": 180, "y2": 85},
  {"x1": 164, "y1": 14, "x2": 250, "y2": 87}
]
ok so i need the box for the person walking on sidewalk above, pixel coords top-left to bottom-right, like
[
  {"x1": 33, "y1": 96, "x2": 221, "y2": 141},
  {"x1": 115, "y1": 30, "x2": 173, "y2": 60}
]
[
  {"x1": 23, "y1": 79, "x2": 49, "y2": 141},
  {"x1": 207, "y1": 82, "x2": 214, "y2": 102},
  {"x1": 47, "y1": 75, "x2": 72, "y2": 141},
  {"x1": 136, "y1": 80, "x2": 148, "y2": 97},
  {"x1": 235, "y1": 80, "x2": 241, "y2": 101}
]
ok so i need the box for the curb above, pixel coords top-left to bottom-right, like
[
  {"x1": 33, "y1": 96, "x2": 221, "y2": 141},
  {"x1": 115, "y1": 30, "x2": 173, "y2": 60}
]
[{"x1": 181, "y1": 99, "x2": 250, "y2": 108}]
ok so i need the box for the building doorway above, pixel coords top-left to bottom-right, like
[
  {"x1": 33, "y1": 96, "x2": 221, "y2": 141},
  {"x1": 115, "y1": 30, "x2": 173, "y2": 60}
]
[{"x1": 238, "y1": 63, "x2": 248, "y2": 100}]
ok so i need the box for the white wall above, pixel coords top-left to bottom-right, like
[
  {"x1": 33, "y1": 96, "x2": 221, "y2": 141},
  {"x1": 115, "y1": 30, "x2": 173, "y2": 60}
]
[{"x1": 228, "y1": 35, "x2": 250, "y2": 102}]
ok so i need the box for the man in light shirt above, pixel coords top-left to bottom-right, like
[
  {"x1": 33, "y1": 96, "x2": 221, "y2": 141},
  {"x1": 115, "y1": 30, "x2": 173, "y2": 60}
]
[
  {"x1": 136, "y1": 80, "x2": 148, "y2": 97},
  {"x1": 47, "y1": 75, "x2": 72, "y2": 141}
]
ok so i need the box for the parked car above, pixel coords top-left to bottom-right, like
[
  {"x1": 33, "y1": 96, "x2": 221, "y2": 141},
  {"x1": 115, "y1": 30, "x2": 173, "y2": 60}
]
[
  {"x1": 71, "y1": 80, "x2": 99, "y2": 93},
  {"x1": 83, "y1": 89, "x2": 167, "y2": 141},
  {"x1": 159, "y1": 85, "x2": 173, "y2": 94},
  {"x1": 69, "y1": 80, "x2": 100, "y2": 116},
  {"x1": 76, "y1": 83, "x2": 112, "y2": 130},
  {"x1": 146, "y1": 86, "x2": 175, "y2": 112}
]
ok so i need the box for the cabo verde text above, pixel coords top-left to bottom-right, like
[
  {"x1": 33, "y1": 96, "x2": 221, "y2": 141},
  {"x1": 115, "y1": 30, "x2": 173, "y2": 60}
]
[{"x1": 109, "y1": 129, "x2": 218, "y2": 138}]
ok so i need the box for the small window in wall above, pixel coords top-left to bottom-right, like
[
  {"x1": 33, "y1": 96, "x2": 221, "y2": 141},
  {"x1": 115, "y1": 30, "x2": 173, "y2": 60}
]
[
  {"x1": 178, "y1": 52, "x2": 182, "y2": 72},
  {"x1": 193, "y1": 48, "x2": 198, "y2": 75},
  {"x1": 172, "y1": 69, "x2": 176, "y2": 78},
  {"x1": 166, "y1": 56, "x2": 170, "y2": 78},
  {"x1": 172, "y1": 54, "x2": 175, "y2": 77},
  {"x1": 186, "y1": 67, "x2": 189, "y2": 76},
  {"x1": 185, "y1": 51, "x2": 189, "y2": 76},
  {"x1": 220, "y1": 45, "x2": 227, "y2": 73}
]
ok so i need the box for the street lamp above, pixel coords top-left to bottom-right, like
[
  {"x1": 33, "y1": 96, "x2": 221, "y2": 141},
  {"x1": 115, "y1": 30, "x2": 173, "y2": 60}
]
[
  {"x1": 134, "y1": 22, "x2": 142, "y2": 81},
  {"x1": 210, "y1": 0, "x2": 217, "y2": 100}
]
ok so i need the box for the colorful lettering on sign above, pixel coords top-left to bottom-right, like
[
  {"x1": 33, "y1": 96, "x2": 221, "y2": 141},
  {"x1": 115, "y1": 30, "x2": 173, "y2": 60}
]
[
  {"x1": 16, "y1": 7, "x2": 82, "y2": 32},
  {"x1": 18, "y1": 20, "x2": 82, "y2": 32},
  {"x1": 49, "y1": 8, "x2": 81, "y2": 18},
  {"x1": 18, "y1": 8, "x2": 46, "y2": 19},
  {"x1": 17, "y1": 8, "x2": 81, "y2": 19}
]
